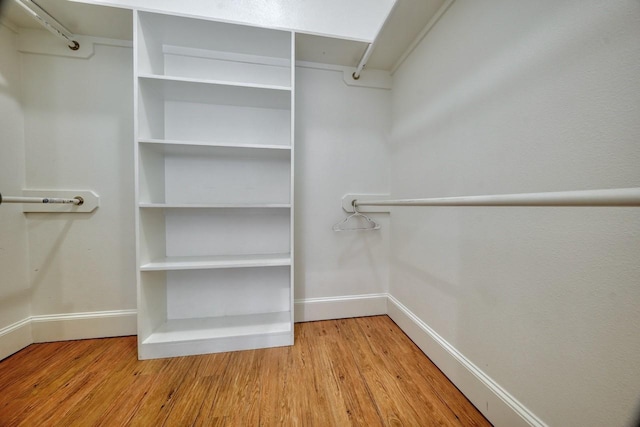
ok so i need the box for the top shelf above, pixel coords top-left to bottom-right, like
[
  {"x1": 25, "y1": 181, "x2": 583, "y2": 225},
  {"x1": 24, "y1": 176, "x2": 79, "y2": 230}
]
[
  {"x1": 136, "y1": 11, "x2": 292, "y2": 88},
  {"x1": 138, "y1": 73, "x2": 291, "y2": 93}
]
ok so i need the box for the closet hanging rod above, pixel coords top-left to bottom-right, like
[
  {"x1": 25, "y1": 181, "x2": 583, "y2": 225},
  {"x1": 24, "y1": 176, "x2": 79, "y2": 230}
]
[
  {"x1": 0, "y1": 193, "x2": 84, "y2": 206},
  {"x1": 14, "y1": 0, "x2": 80, "y2": 50},
  {"x1": 352, "y1": 0, "x2": 398, "y2": 80},
  {"x1": 352, "y1": 43, "x2": 374, "y2": 80},
  {"x1": 354, "y1": 188, "x2": 640, "y2": 208}
]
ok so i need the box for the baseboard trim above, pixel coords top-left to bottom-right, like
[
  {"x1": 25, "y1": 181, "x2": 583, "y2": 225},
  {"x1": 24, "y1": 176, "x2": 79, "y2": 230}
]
[
  {"x1": 31, "y1": 309, "x2": 137, "y2": 343},
  {"x1": 387, "y1": 294, "x2": 546, "y2": 427},
  {"x1": 0, "y1": 318, "x2": 33, "y2": 361},
  {"x1": 294, "y1": 293, "x2": 387, "y2": 322}
]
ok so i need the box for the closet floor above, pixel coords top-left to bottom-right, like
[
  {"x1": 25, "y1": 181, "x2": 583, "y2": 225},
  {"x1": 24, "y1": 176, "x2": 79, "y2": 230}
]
[{"x1": 0, "y1": 315, "x2": 490, "y2": 426}]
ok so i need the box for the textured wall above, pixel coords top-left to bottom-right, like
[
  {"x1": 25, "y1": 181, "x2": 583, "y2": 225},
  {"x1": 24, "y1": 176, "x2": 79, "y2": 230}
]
[
  {"x1": 0, "y1": 24, "x2": 30, "y2": 337},
  {"x1": 22, "y1": 43, "x2": 136, "y2": 316},
  {"x1": 390, "y1": 1, "x2": 640, "y2": 425},
  {"x1": 295, "y1": 67, "x2": 391, "y2": 301}
]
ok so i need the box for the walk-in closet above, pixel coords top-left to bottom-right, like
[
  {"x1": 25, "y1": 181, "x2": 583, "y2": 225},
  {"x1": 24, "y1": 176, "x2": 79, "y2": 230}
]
[{"x1": 1, "y1": 1, "x2": 639, "y2": 426}]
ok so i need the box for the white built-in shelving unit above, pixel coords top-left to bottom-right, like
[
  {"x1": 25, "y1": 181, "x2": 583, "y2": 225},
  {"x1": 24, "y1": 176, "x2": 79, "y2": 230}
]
[{"x1": 134, "y1": 11, "x2": 294, "y2": 359}]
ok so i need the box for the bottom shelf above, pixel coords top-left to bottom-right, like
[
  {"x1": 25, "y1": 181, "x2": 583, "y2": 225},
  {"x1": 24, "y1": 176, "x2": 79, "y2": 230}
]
[{"x1": 139, "y1": 311, "x2": 293, "y2": 359}]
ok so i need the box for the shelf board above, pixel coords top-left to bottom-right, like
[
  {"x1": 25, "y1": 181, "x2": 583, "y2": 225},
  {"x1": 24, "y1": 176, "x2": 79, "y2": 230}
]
[
  {"x1": 139, "y1": 203, "x2": 291, "y2": 209},
  {"x1": 138, "y1": 138, "x2": 291, "y2": 151},
  {"x1": 140, "y1": 253, "x2": 291, "y2": 271},
  {"x1": 142, "y1": 311, "x2": 292, "y2": 345},
  {"x1": 138, "y1": 73, "x2": 291, "y2": 92},
  {"x1": 138, "y1": 75, "x2": 291, "y2": 110}
]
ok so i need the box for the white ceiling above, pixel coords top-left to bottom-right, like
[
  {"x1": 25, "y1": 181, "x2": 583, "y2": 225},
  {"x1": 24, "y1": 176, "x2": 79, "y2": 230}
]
[{"x1": 0, "y1": 0, "x2": 446, "y2": 71}]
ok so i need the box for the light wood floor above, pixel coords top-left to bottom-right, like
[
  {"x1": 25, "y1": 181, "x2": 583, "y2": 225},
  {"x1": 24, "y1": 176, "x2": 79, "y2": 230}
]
[{"x1": 0, "y1": 316, "x2": 490, "y2": 426}]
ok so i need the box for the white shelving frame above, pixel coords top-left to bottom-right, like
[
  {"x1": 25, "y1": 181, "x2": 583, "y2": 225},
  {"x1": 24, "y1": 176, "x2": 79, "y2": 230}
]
[{"x1": 133, "y1": 10, "x2": 295, "y2": 359}]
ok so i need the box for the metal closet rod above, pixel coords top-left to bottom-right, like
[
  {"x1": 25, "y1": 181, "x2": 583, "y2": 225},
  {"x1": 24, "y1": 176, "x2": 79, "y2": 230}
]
[
  {"x1": 14, "y1": 0, "x2": 80, "y2": 50},
  {"x1": 352, "y1": 43, "x2": 374, "y2": 80},
  {"x1": 0, "y1": 193, "x2": 84, "y2": 206},
  {"x1": 354, "y1": 188, "x2": 640, "y2": 208}
]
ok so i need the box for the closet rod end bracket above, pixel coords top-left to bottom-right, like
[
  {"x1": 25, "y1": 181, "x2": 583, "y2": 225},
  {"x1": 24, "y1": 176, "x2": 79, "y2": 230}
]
[{"x1": 342, "y1": 193, "x2": 391, "y2": 213}]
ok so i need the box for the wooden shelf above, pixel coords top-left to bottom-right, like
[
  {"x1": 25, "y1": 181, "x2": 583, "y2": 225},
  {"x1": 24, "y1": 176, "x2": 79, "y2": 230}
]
[
  {"x1": 140, "y1": 253, "x2": 291, "y2": 271},
  {"x1": 139, "y1": 203, "x2": 291, "y2": 209},
  {"x1": 142, "y1": 311, "x2": 292, "y2": 345},
  {"x1": 138, "y1": 138, "x2": 291, "y2": 151}
]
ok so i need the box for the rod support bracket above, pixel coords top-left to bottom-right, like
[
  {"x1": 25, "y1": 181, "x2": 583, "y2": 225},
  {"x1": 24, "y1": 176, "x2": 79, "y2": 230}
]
[{"x1": 342, "y1": 193, "x2": 391, "y2": 213}]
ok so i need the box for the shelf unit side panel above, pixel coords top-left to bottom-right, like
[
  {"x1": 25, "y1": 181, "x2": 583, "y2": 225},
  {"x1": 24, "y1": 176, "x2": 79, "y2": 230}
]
[
  {"x1": 139, "y1": 271, "x2": 168, "y2": 340},
  {"x1": 138, "y1": 80, "x2": 166, "y2": 140},
  {"x1": 164, "y1": 209, "x2": 291, "y2": 257},
  {"x1": 138, "y1": 144, "x2": 166, "y2": 204},
  {"x1": 289, "y1": 32, "x2": 296, "y2": 325},
  {"x1": 136, "y1": 12, "x2": 164, "y2": 75},
  {"x1": 166, "y1": 267, "x2": 290, "y2": 319},
  {"x1": 138, "y1": 208, "x2": 168, "y2": 264}
]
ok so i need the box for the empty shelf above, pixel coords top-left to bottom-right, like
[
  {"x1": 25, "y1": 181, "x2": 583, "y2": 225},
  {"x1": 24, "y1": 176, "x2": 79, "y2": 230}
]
[
  {"x1": 138, "y1": 73, "x2": 291, "y2": 92},
  {"x1": 139, "y1": 203, "x2": 291, "y2": 209},
  {"x1": 140, "y1": 253, "x2": 291, "y2": 271},
  {"x1": 142, "y1": 311, "x2": 292, "y2": 344},
  {"x1": 139, "y1": 138, "x2": 291, "y2": 151}
]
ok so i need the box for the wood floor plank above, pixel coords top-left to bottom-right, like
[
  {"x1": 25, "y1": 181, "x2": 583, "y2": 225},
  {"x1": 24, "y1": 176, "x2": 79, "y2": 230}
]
[
  {"x1": 338, "y1": 318, "x2": 426, "y2": 426},
  {"x1": 58, "y1": 337, "x2": 142, "y2": 426},
  {"x1": 352, "y1": 317, "x2": 462, "y2": 426},
  {"x1": 2, "y1": 339, "x2": 111, "y2": 426},
  {"x1": 128, "y1": 356, "x2": 198, "y2": 426},
  {"x1": 368, "y1": 317, "x2": 490, "y2": 426},
  {"x1": 206, "y1": 349, "x2": 262, "y2": 425},
  {"x1": 256, "y1": 346, "x2": 295, "y2": 426},
  {"x1": 321, "y1": 320, "x2": 385, "y2": 426},
  {"x1": 0, "y1": 316, "x2": 491, "y2": 427}
]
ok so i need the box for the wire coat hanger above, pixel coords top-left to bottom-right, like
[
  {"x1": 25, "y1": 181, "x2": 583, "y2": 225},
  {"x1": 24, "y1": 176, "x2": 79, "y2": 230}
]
[{"x1": 332, "y1": 200, "x2": 381, "y2": 232}]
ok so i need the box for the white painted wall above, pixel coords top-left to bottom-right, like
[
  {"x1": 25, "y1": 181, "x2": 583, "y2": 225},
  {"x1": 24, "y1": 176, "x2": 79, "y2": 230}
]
[
  {"x1": 0, "y1": 23, "x2": 31, "y2": 357},
  {"x1": 390, "y1": 1, "x2": 640, "y2": 426},
  {"x1": 21, "y1": 41, "x2": 137, "y2": 321},
  {"x1": 294, "y1": 66, "x2": 391, "y2": 319}
]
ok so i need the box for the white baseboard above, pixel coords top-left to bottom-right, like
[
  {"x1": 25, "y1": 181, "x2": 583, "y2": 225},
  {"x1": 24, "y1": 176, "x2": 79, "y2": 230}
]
[
  {"x1": 0, "y1": 310, "x2": 137, "y2": 361},
  {"x1": 294, "y1": 293, "x2": 387, "y2": 322},
  {"x1": 387, "y1": 294, "x2": 546, "y2": 427},
  {"x1": 0, "y1": 318, "x2": 33, "y2": 361},
  {"x1": 31, "y1": 310, "x2": 137, "y2": 343}
]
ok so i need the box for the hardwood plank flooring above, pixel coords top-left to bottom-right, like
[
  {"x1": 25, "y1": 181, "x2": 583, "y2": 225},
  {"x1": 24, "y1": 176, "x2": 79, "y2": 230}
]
[{"x1": 0, "y1": 316, "x2": 491, "y2": 426}]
